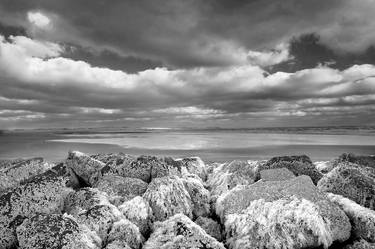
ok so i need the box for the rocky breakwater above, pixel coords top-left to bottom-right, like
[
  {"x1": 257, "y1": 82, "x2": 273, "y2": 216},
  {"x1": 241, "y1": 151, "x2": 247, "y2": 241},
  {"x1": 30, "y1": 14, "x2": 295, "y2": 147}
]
[{"x1": 0, "y1": 152, "x2": 374, "y2": 249}]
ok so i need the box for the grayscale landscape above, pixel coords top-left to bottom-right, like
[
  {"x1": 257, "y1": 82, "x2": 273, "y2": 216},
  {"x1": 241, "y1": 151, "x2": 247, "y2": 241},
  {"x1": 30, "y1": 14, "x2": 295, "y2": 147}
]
[{"x1": 0, "y1": 0, "x2": 375, "y2": 249}]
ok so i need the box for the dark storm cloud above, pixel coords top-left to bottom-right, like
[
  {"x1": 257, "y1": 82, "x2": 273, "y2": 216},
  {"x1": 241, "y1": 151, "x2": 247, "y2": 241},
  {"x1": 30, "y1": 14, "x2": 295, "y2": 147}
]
[{"x1": 2, "y1": 0, "x2": 375, "y2": 68}]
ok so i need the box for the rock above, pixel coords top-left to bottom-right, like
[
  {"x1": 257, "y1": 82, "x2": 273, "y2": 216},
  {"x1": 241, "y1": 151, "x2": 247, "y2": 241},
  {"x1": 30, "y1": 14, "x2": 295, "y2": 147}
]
[
  {"x1": 111, "y1": 155, "x2": 154, "y2": 183},
  {"x1": 107, "y1": 219, "x2": 144, "y2": 249},
  {"x1": 344, "y1": 239, "x2": 375, "y2": 249},
  {"x1": 260, "y1": 167, "x2": 295, "y2": 181},
  {"x1": 93, "y1": 175, "x2": 148, "y2": 205},
  {"x1": 217, "y1": 175, "x2": 351, "y2": 249},
  {"x1": 315, "y1": 160, "x2": 335, "y2": 174},
  {"x1": 143, "y1": 175, "x2": 193, "y2": 221},
  {"x1": 336, "y1": 153, "x2": 375, "y2": 169},
  {"x1": 150, "y1": 157, "x2": 182, "y2": 179},
  {"x1": 177, "y1": 157, "x2": 207, "y2": 181},
  {"x1": 16, "y1": 213, "x2": 101, "y2": 249},
  {"x1": 318, "y1": 163, "x2": 375, "y2": 210},
  {"x1": 260, "y1": 155, "x2": 323, "y2": 184},
  {"x1": 181, "y1": 174, "x2": 211, "y2": 218},
  {"x1": 195, "y1": 217, "x2": 223, "y2": 241},
  {"x1": 143, "y1": 214, "x2": 225, "y2": 249},
  {"x1": 65, "y1": 151, "x2": 105, "y2": 186},
  {"x1": 105, "y1": 240, "x2": 132, "y2": 249},
  {"x1": 328, "y1": 193, "x2": 375, "y2": 242},
  {"x1": 64, "y1": 187, "x2": 111, "y2": 216},
  {"x1": 118, "y1": 196, "x2": 154, "y2": 236},
  {"x1": 92, "y1": 153, "x2": 134, "y2": 167},
  {"x1": 0, "y1": 163, "x2": 71, "y2": 248},
  {"x1": 77, "y1": 204, "x2": 122, "y2": 242},
  {"x1": 0, "y1": 157, "x2": 53, "y2": 193},
  {"x1": 207, "y1": 160, "x2": 259, "y2": 200}
]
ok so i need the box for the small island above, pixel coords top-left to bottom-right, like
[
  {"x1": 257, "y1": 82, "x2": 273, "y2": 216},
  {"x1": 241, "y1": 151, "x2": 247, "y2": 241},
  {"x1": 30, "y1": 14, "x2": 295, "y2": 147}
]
[{"x1": 0, "y1": 152, "x2": 374, "y2": 249}]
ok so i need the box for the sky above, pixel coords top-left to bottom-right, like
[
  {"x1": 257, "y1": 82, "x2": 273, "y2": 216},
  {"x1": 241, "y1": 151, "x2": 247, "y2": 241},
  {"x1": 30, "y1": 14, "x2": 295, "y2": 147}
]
[{"x1": 1, "y1": 0, "x2": 375, "y2": 129}]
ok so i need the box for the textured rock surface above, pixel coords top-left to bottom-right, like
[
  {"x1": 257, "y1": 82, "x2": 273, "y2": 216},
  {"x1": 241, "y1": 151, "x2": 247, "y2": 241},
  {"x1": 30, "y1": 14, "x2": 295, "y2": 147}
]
[
  {"x1": 260, "y1": 155, "x2": 323, "y2": 184},
  {"x1": 64, "y1": 187, "x2": 110, "y2": 216},
  {"x1": 107, "y1": 219, "x2": 144, "y2": 249},
  {"x1": 182, "y1": 174, "x2": 211, "y2": 218},
  {"x1": 177, "y1": 157, "x2": 207, "y2": 181},
  {"x1": 260, "y1": 167, "x2": 295, "y2": 181},
  {"x1": 207, "y1": 160, "x2": 259, "y2": 200},
  {"x1": 336, "y1": 153, "x2": 375, "y2": 169},
  {"x1": 328, "y1": 193, "x2": 375, "y2": 242},
  {"x1": 344, "y1": 240, "x2": 375, "y2": 249},
  {"x1": 143, "y1": 214, "x2": 225, "y2": 249},
  {"x1": 66, "y1": 151, "x2": 105, "y2": 186},
  {"x1": 143, "y1": 175, "x2": 193, "y2": 221},
  {"x1": 318, "y1": 163, "x2": 375, "y2": 210},
  {"x1": 93, "y1": 175, "x2": 148, "y2": 205},
  {"x1": 217, "y1": 175, "x2": 351, "y2": 249},
  {"x1": 195, "y1": 217, "x2": 223, "y2": 241},
  {"x1": 0, "y1": 163, "x2": 71, "y2": 248},
  {"x1": 16, "y1": 213, "x2": 101, "y2": 249},
  {"x1": 77, "y1": 204, "x2": 122, "y2": 241},
  {"x1": 105, "y1": 240, "x2": 132, "y2": 249},
  {"x1": 0, "y1": 157, "x2": 53, "y2": 193},
  {"x1": 118, "y1": 196, "x2": 154, "y2": 236}
]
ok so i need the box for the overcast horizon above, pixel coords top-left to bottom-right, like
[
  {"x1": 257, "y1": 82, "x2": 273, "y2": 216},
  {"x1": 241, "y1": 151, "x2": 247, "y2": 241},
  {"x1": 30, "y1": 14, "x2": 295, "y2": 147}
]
[{"x1": 1, "y1": 0, "x2": 375, "y2": 129}]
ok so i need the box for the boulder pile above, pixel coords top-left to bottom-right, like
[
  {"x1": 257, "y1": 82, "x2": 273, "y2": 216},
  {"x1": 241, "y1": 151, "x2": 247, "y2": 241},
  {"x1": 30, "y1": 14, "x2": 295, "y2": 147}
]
[{"x1": 0, "y1": 151, "x2": 374, "y2": 249}]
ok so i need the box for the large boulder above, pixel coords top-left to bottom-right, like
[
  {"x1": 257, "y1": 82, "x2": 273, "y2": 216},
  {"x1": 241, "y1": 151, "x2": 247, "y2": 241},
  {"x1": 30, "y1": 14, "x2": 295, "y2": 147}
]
[
  {"x1": 260, "y1": 155, "x2": 323, "y2": 184},
  {"x1": 143, "y1": 214, "x2": 225, "y2": 249},
  {"x1": 0, "y1": 163, "x2": 71, "y2": 248},
  {"x1": 107, "y1": 219, "x2": 144, "y2": 249},
  {"x1": 328, "y1": 193, "x2": 375, "y2": 242},
  {"x1": 318, "y1": 163, "x2": 375, "y2": 210},
  {"x1": 65, "y1": 151, "x2": 105, "y2": 186},
  {"x1": 77, "y1": 204, "x2": 122, "y2": 242},
  {"x1": 16, "y1": 213, "x2": 101, "y2": 249},
  {"x1": 195, "y1": 217, "x2": 223, "y2": 241},
  {"x1": 217, "y1": 175, "x2": 351, "y2": 249},
  {"x1": 260, "y1": 167, "x2": 295, "y2": 181},
  {"x1": 93, "y1": 175, "x2": 148, "y2": 205},
  {"x1": 182, "y1": 174, "x2": 211, "y2": 218},
  {"x1": 143, "y1": 175, "x2": 193, "y2": 221},
  {"x1": 207, "y1": 160, "x2": 259, "y2": 200},
  {"x1": 118, "y1": 196, "x2": 154, "y2": 237},
  {"x1": 0, "y1": 157, "x2": 53, "y2": 193},
  {"x1": 64, "y1": 187, "x2": 111, "y2": 216}
]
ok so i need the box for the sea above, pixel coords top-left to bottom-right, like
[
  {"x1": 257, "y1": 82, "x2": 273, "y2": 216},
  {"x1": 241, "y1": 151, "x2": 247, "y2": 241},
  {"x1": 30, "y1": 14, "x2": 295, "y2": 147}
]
[{"x1": 1, "y1": 126, "x2": 375, "y2": 163}]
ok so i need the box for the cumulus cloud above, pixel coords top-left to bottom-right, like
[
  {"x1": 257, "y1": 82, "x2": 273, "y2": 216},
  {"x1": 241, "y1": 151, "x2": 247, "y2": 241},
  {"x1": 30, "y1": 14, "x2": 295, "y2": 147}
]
[
  {"x1": 0, "y1": 34, "x2": 375, "y2": 128},
  {"x1": 27, "y1": 12, "x2": 51, "y2": 29}
]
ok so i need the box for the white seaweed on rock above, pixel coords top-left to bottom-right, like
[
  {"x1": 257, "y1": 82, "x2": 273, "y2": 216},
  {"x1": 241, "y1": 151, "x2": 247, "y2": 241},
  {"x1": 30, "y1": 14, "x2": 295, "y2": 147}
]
[
  {"x1": 225, "y1": 197, "x2": 334, "y2": 249},
  {"x1": 181, "y1": 173, "x2": 211, "y2": 218},
  {"x1": 328, "y1": 193, "x2": 375, "y2": 242},
  {"x1": 118, "y1": 196, "x2": 154, "y2": 236},
  {"x1": 207, "y1": 160, "x2": 259, "y2": 201},
  {"x1": 176, "y1": 157, "x2": 207, "y2": 181},
  {"x1": 143, "y1": 213, "x2": 225, "y2": 249},
  {"x1": 107, "y1": 218, "x2": 144, "y2": 249},
  {"x1": 216, "y1": 175, "x2": 351, "y2": 249},
  {"x1": 143, "y1": 175, "x2": 193, "y2": 221}
]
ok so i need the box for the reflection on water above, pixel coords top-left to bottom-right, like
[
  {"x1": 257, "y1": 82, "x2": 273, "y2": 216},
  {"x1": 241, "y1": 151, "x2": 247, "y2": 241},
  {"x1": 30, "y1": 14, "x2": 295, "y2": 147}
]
[{"x1": 50, "y1": 131, "x2": 375, "y2": 150}]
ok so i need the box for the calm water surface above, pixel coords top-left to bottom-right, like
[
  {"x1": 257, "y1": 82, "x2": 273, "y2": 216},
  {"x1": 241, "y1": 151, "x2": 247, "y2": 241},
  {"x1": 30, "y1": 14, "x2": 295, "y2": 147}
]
[{"x1": 1, "y1": 127, "x2": 375, "y2": 162}]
